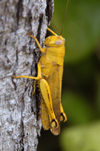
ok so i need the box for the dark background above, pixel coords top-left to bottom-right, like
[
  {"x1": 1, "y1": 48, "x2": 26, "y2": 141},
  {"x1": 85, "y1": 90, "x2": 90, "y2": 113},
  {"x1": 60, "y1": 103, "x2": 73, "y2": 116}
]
[{"x1": 38, "y1": 0, "x2": 100, "y2": 151}]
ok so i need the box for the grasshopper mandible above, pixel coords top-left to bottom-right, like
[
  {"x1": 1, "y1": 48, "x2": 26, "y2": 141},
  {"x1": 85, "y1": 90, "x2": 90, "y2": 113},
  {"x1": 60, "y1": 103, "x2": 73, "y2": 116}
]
[{"x1": 13, "y1": 28, "x2": 67, "y2": 135}]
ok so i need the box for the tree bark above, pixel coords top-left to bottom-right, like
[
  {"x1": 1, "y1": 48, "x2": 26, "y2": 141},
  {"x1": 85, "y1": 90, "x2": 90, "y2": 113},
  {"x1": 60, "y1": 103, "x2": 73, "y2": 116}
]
[{"x1": 0, "y1": 0, "x2": 54, "y2": 150}]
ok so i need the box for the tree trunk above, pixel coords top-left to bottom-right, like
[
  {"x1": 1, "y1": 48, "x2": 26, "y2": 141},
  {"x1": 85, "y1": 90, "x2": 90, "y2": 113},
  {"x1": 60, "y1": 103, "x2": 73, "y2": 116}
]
[{"x1": 0, "y1": 0, "x2": 54, "y2": 150}]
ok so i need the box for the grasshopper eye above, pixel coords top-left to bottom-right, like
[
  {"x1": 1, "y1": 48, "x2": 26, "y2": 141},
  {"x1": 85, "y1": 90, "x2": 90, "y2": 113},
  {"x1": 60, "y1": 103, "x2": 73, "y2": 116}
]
[
  {"x1": 51, "y1": 119, "x2": 58, "y2": 128},
  {"x1": 60, "y1": 113, "x2": 67, "y2": 122},
  {"x1": 55, "y1": 40, "x2": 63, "y2": 45}
]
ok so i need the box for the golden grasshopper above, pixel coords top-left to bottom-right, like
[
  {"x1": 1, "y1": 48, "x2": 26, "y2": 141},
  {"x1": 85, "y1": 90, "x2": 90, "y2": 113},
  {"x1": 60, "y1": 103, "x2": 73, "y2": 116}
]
[{"x1": 13, "y1": 28, "x2": 67, "y2": 135}]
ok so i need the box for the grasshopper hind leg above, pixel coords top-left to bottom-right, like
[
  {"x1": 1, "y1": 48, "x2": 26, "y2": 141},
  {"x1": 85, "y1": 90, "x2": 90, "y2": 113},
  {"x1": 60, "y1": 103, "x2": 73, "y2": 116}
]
[
  {"x1": 60, "y1": 103, "x2": 67, "y2": 122},
  {"x1": 41, "y1": 97, "x2": 60, "y2": 135},
  {"x1": 39, "y1": 78, "x2": 60, "y2": 135},
  {"x1": 41, "y1": 98, "x2": 50, "y2": 130}
]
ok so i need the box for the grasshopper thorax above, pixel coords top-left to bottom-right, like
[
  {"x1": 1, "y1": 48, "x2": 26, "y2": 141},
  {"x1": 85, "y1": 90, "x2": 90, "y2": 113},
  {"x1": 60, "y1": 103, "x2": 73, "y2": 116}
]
[{"x1": 44, "y1": 35, "x2": 65, "y2": 47}]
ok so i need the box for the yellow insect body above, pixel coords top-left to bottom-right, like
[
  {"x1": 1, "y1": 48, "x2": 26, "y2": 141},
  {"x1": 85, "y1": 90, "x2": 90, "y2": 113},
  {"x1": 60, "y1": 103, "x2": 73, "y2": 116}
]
[{"x1": 13, "y1": 28, "x2": 67, "y2": 135}]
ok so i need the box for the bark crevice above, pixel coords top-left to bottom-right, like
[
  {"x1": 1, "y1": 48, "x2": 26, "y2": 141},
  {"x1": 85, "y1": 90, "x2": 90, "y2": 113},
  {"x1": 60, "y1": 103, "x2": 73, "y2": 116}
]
[
  {"x1": 36, "y1": 13, "x2": 43, "y2": 43},
  {"x1": 16, "y1": 0, "x2": 23, "y2": 26},
  {"x1": 46, "y1": 0, "x2": 54, "y2": 24}
]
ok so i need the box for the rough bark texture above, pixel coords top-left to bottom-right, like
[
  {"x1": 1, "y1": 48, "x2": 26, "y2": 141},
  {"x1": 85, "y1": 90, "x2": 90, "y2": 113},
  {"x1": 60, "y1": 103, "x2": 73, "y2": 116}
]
[{"x1": 0, "y1": 0, "x2": 54, "y2": 150}]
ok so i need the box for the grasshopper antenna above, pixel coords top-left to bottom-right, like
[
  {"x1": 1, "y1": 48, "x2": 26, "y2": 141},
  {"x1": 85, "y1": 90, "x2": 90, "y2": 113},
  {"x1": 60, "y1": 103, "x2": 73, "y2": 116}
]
[{"x1": 61, "y1": 0, "x2": 69, "y2": 35}]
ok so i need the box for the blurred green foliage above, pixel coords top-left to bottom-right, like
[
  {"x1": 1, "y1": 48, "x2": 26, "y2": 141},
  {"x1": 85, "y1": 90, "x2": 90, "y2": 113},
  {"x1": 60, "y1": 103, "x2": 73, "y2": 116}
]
[
  {"x1": 38, "y1": 0, "x2": 100, "y2": 151},
  {"x1": 60, "y1": 122, "x2": 100, "y2": 151},
  {"x1": 51, "y1": 0, "x2": 100, "y2": 64},
  {"x1": 62, "y1": 91, "x2": 94, "y2": 124}
]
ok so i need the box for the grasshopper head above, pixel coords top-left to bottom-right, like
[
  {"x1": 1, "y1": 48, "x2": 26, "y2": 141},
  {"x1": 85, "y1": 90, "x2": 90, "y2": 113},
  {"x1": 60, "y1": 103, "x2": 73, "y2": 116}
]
[{"x1": 44, "y1": 36, "x2": 65, "y2": 47}]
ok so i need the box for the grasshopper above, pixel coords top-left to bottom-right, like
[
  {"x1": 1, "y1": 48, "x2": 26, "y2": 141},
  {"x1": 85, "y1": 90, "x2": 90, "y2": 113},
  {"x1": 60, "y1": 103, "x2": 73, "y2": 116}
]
[{"x1": 13, "y1": 28, "x2": 67, "y2": 135}]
